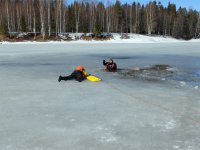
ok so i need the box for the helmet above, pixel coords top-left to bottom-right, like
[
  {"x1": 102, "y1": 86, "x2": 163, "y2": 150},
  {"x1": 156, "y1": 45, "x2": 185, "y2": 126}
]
[
  {"x1": 76, "y1": 66, "x2": 87, "y2": 76},
  {"x1": 76, "y1": 66, "x2": 85, "y2": 71}
]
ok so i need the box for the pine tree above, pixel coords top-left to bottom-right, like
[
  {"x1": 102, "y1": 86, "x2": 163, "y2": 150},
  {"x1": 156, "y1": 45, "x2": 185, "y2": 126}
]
[
  {"x1": 0, "y1": 22, "x2": 8, "y2": 36},
  {"x1": 195, "y1": 12, "x2": 200, "y2": 38},
  {"x1": 20, "y1": 16, "x2": 26, "y2": 32}
]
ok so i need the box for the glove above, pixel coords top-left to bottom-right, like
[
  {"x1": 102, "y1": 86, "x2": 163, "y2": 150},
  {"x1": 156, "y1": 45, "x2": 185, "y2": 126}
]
[{"x1": 103, "y1": 60, "x2": 106, "y2": 65}]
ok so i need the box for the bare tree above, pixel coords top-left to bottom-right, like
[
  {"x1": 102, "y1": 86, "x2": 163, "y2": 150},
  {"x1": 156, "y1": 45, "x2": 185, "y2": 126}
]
[
  {"x1": 133, "y1": 3, "x2": 140, "y2": 33},
  {"x1": 39, "y1": 0, "x2": 46, "y2": 39},
  {"x1": 55, "y1": 0, "x2": 59, "y2": 36},
  {"x1": 16, "y1": 2, "x2": 21, "y2": 32},
  {"x1": 10, "y1": 2, "x2": 15, "y2": 31},
  {"x1": 55, "y1": 0, "x2": 64, "y2": 35},
  {"x1": 59, "y1": 0, "x2": 63, "y2": 33},
  {"x1": 74, "y1": 0, "x2": 81, "y2": 33},
  {"x1": 146, "y1": 2, "x2": 157, "y2": 35},
  {"x1": 33, "y1": 0, "x2": 37, "y2": 39},
  {"x1": 5, "y1": 0, "x2": 11, "y2": 34},
  {"x1": 89, "y1": 0, "x2": 97, "y2": 33},
  {"x1": 62, "y1": 1, "x2": 67, "y2": 33},
  {"x1": 25, "y1": 0, "x2": 33, "y2": 32},
  {"x1": 47, "y1": 0, "x2": 51, "y2": 36},
  {"x1": 106, "y1": 0, "x2": 111, "y2": 33}
]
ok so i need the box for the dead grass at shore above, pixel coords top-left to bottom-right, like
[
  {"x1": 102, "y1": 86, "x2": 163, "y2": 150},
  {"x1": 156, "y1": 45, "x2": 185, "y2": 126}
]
[{"x1": 0, "y1": 34, "x2": 110, "y2": 42}]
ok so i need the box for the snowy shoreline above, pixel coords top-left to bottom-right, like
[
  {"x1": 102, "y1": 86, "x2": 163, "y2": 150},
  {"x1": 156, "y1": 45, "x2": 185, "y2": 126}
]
[{"x1": 1, "y1": 34, "x2": 200, "y2": 44}]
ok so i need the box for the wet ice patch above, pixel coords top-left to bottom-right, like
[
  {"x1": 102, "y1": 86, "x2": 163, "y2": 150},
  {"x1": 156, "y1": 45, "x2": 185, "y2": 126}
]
[
  {"x1": 95, "y1": 125, "x2": 119, "y2": 143},
  {"x1": 152, "y1": 119, "x2": 176, "y2": 132},
  {"x1": 46, "y1": 127, "x2": 67, "y2": 133},
  {"x1": 180, "y1": 81, "x2": 186, "y2": 86},
  {"x1": 173, "y1": 145, "x2": 180, "y2": 149},
  {"x1": 165, "y1": 120, "x2": 176, "y2": 130},
  {"x1": 99, "y1": 133, "x2": 118, "y2": 143},
  {"x1": 70, "y1": 118, "x2": 76, "y2": 122},
  {"x1": 194, "y1": 70, "x2": 200, "y2": 76},
  {"x1": 34, "y1": 147, "x2": 44, "y2": 150}
]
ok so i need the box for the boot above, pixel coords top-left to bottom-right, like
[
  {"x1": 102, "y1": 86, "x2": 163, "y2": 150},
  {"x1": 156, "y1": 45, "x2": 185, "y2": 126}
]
[{"x1": 58, "y1": 75, "x2": 62, "y2": 82}]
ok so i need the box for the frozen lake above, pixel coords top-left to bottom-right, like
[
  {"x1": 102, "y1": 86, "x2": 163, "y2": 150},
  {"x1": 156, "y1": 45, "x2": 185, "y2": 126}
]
[{"x1": 0, "y1": 42, "x2": 200, "y2": 150}]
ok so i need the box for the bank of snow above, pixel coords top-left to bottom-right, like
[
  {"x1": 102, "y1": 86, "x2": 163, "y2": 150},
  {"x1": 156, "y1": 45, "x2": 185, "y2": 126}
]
[{"x1": 1, "y1": 33, "x2": 197, "y2": 44}]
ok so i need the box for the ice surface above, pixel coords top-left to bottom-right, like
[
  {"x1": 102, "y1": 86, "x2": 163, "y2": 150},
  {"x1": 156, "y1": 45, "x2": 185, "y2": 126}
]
[{"x1": 0, "y1": 42, "x2": 200, "y2": 150}]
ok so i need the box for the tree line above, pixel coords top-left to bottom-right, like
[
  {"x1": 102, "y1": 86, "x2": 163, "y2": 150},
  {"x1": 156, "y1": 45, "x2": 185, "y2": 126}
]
[{"x1": 0, "y1": 0, "x2": 200, "y2": 40}]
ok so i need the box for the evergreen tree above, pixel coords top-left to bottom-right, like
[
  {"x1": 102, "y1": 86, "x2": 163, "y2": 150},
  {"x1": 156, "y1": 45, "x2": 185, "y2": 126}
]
[
  {"x1": 0, "y1": 22, "x2": 8, "y2": 36},
  {"x1": 114, "y1": 0, "x2": 122, "y2": 33},
  {"x1": 20, "y1": 16, "x2": 26, "y2": 32},
  {"x1": 94, "y1": 24, "x2": 102, "y2": 36}
]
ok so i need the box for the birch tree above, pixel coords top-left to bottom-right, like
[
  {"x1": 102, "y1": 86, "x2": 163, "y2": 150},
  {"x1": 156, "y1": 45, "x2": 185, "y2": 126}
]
[
  {"x1": 62, "y1": 2, "x2": 67, "y2": 33},
  {"x1": 59, "y1": 0, "x2": 63, "y2": 33},
  {"x1": 146, "y1": 1, "x2": 157, "y2": 35},
  {"x1": 25, "y1": 0, "x2": 33, "y2": 32},
  {"x1": 16, "y1": 2, "x2": 21, "y2": 32},
  {"x1": 74, "y1": 0, "x2": 81, "y2": 33},
  {"x1": 32, "y1": 0, "x2": 36, "y2": 39},
  {"x1": 133, "y1": 3, "x2": 140, "y2": 33},
  {"x1": 47, "y1": 0, "x2": 51, "y2": 36},
  {"x1": 39, "y1": 0, "x2": 46, "y2": 39},
  {"x1": 5, "y1": 0, "x2": 11, "y2": 34},
  {"x1": 106, "y1": 0, "x2": 111, "y2": 33},
  {"x1": 89, "y1": 0, "x2": 96, "y2": 33}
]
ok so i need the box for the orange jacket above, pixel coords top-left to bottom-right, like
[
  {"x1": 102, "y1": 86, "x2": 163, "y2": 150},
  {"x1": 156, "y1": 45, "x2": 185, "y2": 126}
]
[{"x1": 75, "y1": 66, "x2": 87, "y2": 76}]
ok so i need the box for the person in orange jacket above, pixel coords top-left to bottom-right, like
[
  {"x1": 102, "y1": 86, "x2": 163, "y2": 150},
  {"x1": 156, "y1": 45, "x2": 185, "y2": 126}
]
[
  {"x1": 58, "y1": 66, "x2": 87, "y2": 82},
  {"x1": 103, "y1": 59, "x2": 117, "y2": 72}
]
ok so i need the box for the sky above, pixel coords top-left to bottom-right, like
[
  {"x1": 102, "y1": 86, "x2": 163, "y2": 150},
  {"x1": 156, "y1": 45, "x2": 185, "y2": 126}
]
[
  {"x1": 68, "y1": 0, "x2": 200, "y2": 11},
  {"x1": 120, "y1": 0, "x2": 200, "y2": 11}
]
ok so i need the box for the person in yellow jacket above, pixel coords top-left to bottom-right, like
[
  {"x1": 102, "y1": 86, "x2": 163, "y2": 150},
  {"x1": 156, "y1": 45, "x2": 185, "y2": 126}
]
[{"x1": 58, "y1": 66, "x2": 87, "y2": 82}]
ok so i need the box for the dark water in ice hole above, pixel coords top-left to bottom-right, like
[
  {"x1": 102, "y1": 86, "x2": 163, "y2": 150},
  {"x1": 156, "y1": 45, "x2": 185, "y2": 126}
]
[{"x1": 91, "y1": 54, "x2": 200, "y2": 88}]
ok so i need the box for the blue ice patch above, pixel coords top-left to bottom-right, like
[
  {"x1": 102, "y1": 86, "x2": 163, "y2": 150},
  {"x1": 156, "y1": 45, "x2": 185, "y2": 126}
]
[{"x1": 195, "y1": 70, "x2": 200, "y2": 76}]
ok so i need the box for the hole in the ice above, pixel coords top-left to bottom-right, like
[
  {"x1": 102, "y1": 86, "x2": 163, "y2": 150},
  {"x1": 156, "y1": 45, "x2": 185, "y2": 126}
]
[
  {"x1": 117, "y1": 64, "x2": 173, "y2": 81},
  {"x1": 117, "y1": 64, "x2": 200, "y2": 88}
]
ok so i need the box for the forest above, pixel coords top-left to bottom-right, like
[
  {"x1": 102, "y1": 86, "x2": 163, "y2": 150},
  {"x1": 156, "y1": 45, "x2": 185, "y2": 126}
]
[{"x1": 0, "y1": 0, "x2": 200, "y2": 40}]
